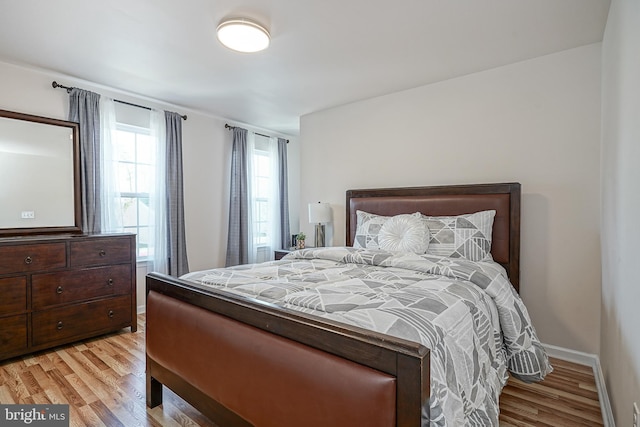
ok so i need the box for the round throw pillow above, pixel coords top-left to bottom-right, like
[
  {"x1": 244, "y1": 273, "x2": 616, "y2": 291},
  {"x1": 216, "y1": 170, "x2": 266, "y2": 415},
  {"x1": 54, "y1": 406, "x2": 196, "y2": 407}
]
[{"x1": 378, "y1": 214, "x2": 429, "y2": 254}]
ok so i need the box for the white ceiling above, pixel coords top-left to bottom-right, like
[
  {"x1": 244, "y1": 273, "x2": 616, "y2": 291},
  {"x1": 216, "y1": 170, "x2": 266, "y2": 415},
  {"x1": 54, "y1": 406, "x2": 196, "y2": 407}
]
[{"x1": 0, "y1": 0, "x2": 610, "y2": 135}]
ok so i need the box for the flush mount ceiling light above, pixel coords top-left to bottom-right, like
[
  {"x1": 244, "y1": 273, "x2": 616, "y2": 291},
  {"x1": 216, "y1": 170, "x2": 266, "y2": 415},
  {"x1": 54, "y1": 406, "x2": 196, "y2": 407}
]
[{"x1": 216, "y1": 19, "x2": 270, "y2": 53}]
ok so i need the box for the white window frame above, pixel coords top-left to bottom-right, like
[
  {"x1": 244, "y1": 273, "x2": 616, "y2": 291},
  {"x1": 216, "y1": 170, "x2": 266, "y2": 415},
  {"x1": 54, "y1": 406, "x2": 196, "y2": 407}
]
[{"x1": 114, "y1": 123, "x2": 153, "y2": 261}]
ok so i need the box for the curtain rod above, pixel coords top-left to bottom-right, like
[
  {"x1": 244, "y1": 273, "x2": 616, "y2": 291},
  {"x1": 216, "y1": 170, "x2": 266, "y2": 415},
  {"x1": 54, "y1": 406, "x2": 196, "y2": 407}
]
[
  {"x1": 52, "y1": 81, "x2": 187, "y2": 120},
  {"x1": 225, "y1": 123, "x2": 289, "y2": 143}
]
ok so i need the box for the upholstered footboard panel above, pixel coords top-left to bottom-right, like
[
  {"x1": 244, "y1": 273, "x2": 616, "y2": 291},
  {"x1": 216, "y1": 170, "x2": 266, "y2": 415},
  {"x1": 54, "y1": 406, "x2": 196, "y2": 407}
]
[{"x1": 146, "y1": 290, "x2": 397, "y2": 427}]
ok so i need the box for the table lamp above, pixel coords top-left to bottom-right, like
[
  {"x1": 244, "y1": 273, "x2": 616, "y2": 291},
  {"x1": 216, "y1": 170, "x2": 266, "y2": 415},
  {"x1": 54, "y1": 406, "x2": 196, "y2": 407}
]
[{"x1": 308, "y1": 202, "x2": 331, "y2": 247}]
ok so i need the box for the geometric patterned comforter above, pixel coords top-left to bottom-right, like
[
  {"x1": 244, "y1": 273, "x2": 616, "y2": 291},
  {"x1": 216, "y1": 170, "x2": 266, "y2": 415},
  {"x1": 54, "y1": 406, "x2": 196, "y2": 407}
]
[{"x1": 181, "y1": 247, "x2": 552, "y2": 427}]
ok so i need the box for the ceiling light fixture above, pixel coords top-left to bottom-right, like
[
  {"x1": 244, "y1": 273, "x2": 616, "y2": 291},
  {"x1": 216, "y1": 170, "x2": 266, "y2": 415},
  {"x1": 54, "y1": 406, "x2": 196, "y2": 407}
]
[{"x1": 216, "y1": 19, "x2": 270, "y2": 53}]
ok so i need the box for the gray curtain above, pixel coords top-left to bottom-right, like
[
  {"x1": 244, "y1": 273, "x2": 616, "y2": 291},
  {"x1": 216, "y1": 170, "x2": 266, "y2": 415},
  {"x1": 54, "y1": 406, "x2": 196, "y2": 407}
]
[
  {"x1": 225, "y1": 127, "x2": 249, "y2": 266},
  {"x1": 277, "y1": 138, "x2": 290, "y2": 249},
  {"x1": 68, "y1": 88, "x2": 101, "y2": 233},
  {"x1": 165, "y1": 111, "x2": 190, "y2": 276}
]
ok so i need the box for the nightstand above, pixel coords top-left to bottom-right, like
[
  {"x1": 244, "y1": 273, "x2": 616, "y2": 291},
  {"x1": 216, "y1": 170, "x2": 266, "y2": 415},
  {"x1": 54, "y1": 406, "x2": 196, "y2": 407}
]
[
  {"x1": 274, "y1": 247, "x2": 314, "y2": 260},
  {"x1": 274, "y1": 248, "x2": 294, "y2": 260}
]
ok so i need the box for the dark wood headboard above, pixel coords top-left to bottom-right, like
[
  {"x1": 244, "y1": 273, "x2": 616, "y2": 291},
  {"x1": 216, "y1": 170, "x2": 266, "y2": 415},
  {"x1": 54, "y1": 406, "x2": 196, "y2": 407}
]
[{"x1": 345, "y1": 182, "x2": 521, "y2": 292}]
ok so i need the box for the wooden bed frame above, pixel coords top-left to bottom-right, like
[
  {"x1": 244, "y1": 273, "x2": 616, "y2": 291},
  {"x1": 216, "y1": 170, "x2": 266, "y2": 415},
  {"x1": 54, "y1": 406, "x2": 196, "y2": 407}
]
[{"x1": 146, "y1": 182, "x2": 521, "y2": 427}]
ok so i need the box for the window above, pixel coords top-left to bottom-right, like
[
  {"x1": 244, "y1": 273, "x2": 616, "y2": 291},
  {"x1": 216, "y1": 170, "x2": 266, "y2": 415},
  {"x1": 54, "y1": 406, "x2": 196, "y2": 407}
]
[
  {"x1": 101, "y1": 100, "x2": 169, "y2": 271},
  {"x1": 249, "y1": 134, "x2": 280, "y2": 263},
  {"x1": 112, "y1": 123, "x2": 155, "y2": 260},
  {"x1": 253, "y1": 137, "x2": 271, "y2": 247}
]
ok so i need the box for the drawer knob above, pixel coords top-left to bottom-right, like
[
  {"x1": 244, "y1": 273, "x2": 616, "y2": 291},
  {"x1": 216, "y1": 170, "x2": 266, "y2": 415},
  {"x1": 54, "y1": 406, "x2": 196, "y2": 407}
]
[
  {"x1": 56, "y1": 286, "x2": 63, "y2": 294},
  {"x1": 99, "y1": 250, "x2": 106, "y2": 257},
  {"x1": 107, "y1": 278, "x2": 114, "y2": 286},
  {"x1": 24, "y1": 256, "x2": 33, "y2": 265},
  {"x1": 108, "y1": 310, "x2": 114, "y2": 318},
  {"x1": 57, "y1": 321, "x2": 63, "y2": 330}
]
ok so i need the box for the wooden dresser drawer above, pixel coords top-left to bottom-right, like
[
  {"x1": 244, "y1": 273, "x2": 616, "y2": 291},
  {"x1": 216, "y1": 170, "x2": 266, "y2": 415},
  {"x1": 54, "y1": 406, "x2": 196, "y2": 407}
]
[
  {"x1": 0, "y1": 243, "x2": 66, "y2": 275},
  {"x1": 0, "y1": 277, "x2": 27, "y2": 314},
  {"x1": 0, "y1": 314, "x2": 28, "y2": 358},
  {"x1": 32, "y1": 295, "x2": 132, "y2": 347},
  {"x1": 32, "y1": 264, "x2": 132, "y2": 309},
  {"x1": 70, "y1": 237, "x2": 132, "y2": 267}
]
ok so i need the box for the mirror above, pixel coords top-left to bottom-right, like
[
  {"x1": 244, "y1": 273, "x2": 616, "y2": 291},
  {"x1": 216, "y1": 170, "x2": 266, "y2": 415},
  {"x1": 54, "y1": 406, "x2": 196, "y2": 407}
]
[{"x1": 0, "y1": 109, "x2": 81, "y2": 237}]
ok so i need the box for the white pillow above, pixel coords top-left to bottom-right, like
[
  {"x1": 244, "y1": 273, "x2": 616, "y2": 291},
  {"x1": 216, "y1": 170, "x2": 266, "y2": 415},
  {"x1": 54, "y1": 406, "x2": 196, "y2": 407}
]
[{"x1": 378, "y1": 214, "x2": 430, "y2": 254}]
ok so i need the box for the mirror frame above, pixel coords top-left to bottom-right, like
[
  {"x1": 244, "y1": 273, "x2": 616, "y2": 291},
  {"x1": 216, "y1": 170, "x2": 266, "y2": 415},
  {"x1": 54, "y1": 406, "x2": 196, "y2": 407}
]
[{"x1": 0, "y1": 109, "x2": 82, "y2": 237}]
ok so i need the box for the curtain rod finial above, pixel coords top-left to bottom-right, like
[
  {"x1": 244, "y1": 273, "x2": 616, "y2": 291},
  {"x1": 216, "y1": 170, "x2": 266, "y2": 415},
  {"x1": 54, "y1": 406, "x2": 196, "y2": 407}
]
[{"x1": 52, "y1": 80, "x2": 73, "y2": 93}]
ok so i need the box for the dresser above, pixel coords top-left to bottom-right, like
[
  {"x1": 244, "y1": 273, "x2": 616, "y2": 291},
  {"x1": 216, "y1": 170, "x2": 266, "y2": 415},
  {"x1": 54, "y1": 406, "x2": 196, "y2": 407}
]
[{"x1": 0, "y1": 233, "x2": 136, "y2": 361}]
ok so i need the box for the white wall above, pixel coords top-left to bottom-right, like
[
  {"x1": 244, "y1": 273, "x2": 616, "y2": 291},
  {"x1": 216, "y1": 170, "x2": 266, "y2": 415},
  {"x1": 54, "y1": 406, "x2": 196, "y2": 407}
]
[
  {"x1": 300, "y1": 44, "x2": 602, "y2": 354},
  {"x1": 601, "y1": 0, "x2": 640, "y2": 424},
  {"x1": 0, "y1": 60, "x2": 300, "y2": 312}
]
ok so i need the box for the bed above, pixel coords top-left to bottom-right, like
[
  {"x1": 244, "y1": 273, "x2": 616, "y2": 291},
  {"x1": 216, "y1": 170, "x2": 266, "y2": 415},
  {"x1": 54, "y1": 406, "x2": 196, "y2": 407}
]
[{"x1": 145, "y1": 182, "x2": 551, "y2": 426}]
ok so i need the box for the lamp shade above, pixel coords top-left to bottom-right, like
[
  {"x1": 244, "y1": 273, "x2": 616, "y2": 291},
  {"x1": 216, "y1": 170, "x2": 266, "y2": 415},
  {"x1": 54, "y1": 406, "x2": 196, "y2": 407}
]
[{"x1": 308, "y1": 202, "x2": 331, "y2": 224}]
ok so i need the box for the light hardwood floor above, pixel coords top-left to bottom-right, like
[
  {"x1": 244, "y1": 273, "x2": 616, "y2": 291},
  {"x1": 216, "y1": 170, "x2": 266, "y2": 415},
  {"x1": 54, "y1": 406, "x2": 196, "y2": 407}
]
[
  {"x1": 499, "y1": 358, "x2": 604, "y2": 426},
  {"x1": 0, "y1": 315, "x2": 603, "y2": 426}
]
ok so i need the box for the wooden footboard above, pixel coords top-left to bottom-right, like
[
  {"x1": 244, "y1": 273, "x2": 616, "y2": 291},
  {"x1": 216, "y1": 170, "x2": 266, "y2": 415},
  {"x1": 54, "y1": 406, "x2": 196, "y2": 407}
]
[{"x1": 146, "y1": 272, "x2": 430, "y2": 427}]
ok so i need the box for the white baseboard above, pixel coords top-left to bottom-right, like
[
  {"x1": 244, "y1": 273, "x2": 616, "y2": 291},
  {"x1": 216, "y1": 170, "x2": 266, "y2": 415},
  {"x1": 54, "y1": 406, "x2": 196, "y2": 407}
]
[
  {"x1": 137, "y1": 305, "x2": 146, "y2": 314},
  {"x1": 543, "y1": 343, "x2": 615, "y2": 427}
]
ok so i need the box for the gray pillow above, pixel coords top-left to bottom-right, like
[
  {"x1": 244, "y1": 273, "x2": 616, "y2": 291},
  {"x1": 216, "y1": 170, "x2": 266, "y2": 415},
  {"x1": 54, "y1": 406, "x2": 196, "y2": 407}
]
[{"x1": 422, "y1": 210, "x2": 496, "y2": 261}]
